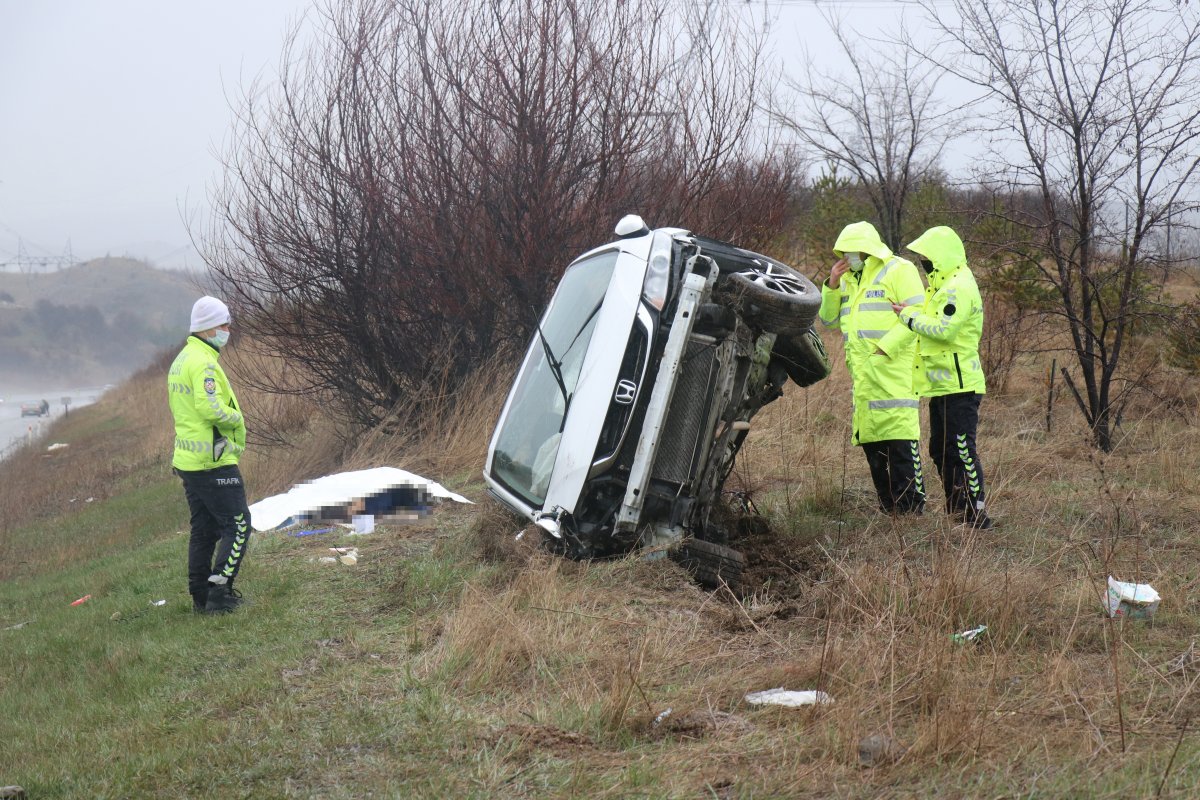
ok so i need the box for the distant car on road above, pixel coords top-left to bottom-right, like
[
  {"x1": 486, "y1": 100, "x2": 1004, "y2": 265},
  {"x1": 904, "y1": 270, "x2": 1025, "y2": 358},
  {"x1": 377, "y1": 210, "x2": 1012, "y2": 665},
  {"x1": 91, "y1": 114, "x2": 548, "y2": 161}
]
[{"x1": 20, "y1": 400, "x2": 50, "y2": 418}]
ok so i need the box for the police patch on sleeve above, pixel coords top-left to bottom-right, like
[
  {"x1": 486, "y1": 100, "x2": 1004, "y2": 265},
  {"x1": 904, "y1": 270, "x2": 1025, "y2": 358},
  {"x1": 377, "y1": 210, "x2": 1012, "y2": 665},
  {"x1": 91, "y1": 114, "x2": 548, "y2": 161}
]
[{"x1": 204, "y1": 377, "x2": 216, "y2": 395}]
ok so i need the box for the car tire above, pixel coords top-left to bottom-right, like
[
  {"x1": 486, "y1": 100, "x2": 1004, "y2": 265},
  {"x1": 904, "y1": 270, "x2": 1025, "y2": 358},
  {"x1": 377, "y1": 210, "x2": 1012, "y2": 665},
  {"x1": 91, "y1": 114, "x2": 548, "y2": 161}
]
[
  {"x1": 672, "y1": 538, "x2": 744, "y2": 593},
  {"x1": 772, "y1": 327, "x2": 832, "y2": 388},
  {"x1": 719, "y1": 258, "x2": 820, "y2": 334}
]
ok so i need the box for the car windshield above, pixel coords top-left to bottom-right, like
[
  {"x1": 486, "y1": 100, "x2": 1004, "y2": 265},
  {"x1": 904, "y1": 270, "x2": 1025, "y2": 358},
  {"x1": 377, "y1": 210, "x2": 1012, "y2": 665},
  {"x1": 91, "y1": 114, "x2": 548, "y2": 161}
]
[{"x1": 491, "y1": 250, "x2": 619, "y2": 507}]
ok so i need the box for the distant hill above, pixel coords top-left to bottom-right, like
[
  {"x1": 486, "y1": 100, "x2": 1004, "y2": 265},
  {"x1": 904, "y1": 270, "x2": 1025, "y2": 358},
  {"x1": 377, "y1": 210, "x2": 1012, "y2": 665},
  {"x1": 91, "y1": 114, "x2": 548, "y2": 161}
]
[{"x1": 0, "y1": 258, "x2": 208, "y2": 389}]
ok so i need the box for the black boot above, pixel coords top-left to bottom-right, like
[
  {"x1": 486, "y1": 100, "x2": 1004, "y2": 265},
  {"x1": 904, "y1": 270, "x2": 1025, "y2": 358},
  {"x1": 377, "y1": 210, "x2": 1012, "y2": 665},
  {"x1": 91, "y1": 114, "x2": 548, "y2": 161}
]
[
  {"x1": 204, "y1": 584, "x2": 240, "y2": 614},
  {"x1": 191, "y1": 590, "x2": 208, "y2": 613}
]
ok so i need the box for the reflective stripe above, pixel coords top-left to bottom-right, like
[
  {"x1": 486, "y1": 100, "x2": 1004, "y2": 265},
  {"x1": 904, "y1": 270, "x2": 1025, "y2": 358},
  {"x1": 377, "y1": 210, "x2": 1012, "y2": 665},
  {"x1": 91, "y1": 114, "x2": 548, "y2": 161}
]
[
  {"x1": 902, "y1": 294, "x2": 925, "y2": 306},
  {"x1": 868, "y1": 398, "x2": 919, "y2": 410},
  {"x1": 840, "y1": 307, "x2": 851, "y2": 317},
  {"x1": 174, "y1": 437, "x2": 213, "y2": 455},
  {"x1": 219, "y1": 513, "x2": 251, "y2": 578},
  {"x1": 913, "y1": 319, "x2": 949, "y2": 337},
  {"x1": 957, "y1": 433, "x2": 982, "y2": 497},
  {"x1": 857, "y1": 329, "x2": 888, "y2": 339},
  {"x1": 910, "y1": 440, "x2": 925, "y2": 496},
  {"x1": 872, "y1": 257, "x2": 899, "y2": 285},
  {"x1": 926, "y1": 368, "x2": 954, "y2": 383},
  {"x1": 857, "y1": 302, "x2": 893, "y2": 312},
  {"x1": 821, "y1": 316, "x2": 839, "y2": 327}
]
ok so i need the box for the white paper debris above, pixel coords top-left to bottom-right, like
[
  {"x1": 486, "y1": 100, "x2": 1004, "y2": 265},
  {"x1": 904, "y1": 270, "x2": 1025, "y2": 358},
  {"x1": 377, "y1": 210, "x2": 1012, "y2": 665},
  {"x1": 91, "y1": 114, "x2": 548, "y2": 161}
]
[
  {"x1": 1105, "y1": 576, "x2": 1161, "y2": 619},
  {"x1": 744, "y1": 688, "x2": 834, "y2": 707}
]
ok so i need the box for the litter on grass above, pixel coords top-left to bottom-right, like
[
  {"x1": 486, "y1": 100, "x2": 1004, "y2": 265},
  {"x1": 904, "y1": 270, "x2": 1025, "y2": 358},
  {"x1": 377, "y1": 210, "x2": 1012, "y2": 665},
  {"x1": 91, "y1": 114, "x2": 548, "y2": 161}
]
[
  {"x1": 46, "y1": 442, "x2": 68, "y2": 452},
  {"x1": 311, "y1": 548, "x2": 359, "y2": 566},
  {"x1": 330, "y1": 547, "x2": 359, "y2": 565},
  {"x1": 951, "y1": 624, "x2": 988, "y2": 644},
  {"x1": 288, "y1": 527, "x2": 336, "y2": 538},
  {"x1": 151, "y1": 599, "x2": 167, "y2": 607},
  {"x1": 69, "y1": 594, "x2": 92, "y2": 606},
  {"x1": 248, "y1": 467, "x2": 472, "y2": 532},
  {"x1": 744, "y1": 688, "x2": 834, "y2": 707},
  {"x1": 1105, "y1": 576, "x2": 1160, "y2": 619},
  {"x1": 3, "y1": 620, "x2": 32, "y2": 631}
]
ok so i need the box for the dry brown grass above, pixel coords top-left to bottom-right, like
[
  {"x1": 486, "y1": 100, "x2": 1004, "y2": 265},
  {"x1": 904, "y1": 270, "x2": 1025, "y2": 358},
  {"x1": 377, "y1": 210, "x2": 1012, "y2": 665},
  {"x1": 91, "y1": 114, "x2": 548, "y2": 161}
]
[{"x1": 376, "y1": 325, "x2": 1200, "y2": 795}]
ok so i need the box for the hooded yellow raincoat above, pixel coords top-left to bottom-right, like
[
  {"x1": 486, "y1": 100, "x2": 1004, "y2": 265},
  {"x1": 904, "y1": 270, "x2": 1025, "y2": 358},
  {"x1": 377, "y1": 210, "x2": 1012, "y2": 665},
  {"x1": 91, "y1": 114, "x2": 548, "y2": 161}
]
[
  {"x1": 819, "y1": 222, "x2": 926, "y2": 445},
  {"x1": 879, "y1": 226, "x2": 986, "y2": 397}
]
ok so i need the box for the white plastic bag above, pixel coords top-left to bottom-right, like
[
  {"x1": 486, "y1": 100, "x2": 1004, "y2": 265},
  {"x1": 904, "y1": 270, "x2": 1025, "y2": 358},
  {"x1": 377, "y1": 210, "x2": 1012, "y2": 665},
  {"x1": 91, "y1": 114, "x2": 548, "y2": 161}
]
[
  {"x1": 744, "y1": 688, "x2": 834, "y2": 707},
  {"x1": 1105, "y1": 576, "x2": 1160, "y2": 619}
]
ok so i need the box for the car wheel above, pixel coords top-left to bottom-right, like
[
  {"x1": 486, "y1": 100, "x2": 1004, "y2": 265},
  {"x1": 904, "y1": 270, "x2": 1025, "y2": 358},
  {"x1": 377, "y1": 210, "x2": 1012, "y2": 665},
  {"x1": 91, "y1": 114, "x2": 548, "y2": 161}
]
[
  {"x1": 720, "y1": 258, "x2": 819, "y2": 333},
  {"x1": 671, "y1": 538, "x2": 744, "y2": 593},
  {"x1": 772, "y1": 327, "x2": 832, "y2": 388}
]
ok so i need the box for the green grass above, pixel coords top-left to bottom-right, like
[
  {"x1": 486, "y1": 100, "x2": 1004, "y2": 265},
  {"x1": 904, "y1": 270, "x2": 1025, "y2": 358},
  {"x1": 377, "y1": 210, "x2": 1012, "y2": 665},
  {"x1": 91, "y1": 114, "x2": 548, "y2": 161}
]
[{"x1": 0, "y1": 479, "x2": 665, "y2": 798}]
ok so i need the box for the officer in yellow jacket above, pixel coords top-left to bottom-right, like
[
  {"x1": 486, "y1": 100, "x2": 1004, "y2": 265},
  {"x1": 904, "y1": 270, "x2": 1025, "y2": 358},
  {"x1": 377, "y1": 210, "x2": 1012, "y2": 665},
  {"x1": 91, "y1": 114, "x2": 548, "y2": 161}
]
[
  {"x1": 819, "y1": 221, "x2": 927, "y2": 514},
  {"x1": 167, "y1": 296, "x2": 251, "y2": 613},
  {"x1": 884, "y1": 226, "x2": 993, "y2": 529}
]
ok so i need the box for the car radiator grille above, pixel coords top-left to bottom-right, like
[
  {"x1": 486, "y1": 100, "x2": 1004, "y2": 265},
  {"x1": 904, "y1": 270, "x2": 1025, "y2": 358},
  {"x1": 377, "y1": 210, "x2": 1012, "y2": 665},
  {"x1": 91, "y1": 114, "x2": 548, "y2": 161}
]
[{"x1": 652, "y1": 338, "x2": 718, "y2": 485}]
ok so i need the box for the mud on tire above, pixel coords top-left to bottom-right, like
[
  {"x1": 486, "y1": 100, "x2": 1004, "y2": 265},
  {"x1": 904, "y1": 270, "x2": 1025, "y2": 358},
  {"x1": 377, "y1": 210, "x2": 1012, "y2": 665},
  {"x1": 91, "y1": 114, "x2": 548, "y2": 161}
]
[{"x1": 671, "y1": 538, "x2": 745, "y2": 593}]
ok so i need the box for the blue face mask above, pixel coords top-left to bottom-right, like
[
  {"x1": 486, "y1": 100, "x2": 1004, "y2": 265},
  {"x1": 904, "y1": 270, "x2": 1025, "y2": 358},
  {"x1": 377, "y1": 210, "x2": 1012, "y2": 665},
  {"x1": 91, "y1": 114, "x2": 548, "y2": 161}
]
[{"x1": 208, "y1": 329, "x2": 230, "y2": 349}]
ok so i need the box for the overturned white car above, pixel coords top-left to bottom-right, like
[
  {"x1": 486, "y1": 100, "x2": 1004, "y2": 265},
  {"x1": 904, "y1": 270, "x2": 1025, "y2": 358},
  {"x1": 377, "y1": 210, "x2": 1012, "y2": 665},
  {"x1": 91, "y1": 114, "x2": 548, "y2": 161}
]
[{"x1": 484, "y1": 216, "x2": 829, "y2": 588}]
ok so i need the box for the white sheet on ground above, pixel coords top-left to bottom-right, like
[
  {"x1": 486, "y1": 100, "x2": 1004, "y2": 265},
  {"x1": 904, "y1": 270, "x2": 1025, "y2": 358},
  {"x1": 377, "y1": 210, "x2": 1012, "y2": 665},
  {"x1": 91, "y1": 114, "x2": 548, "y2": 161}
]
[{"x1": 248, "y1": 466, "x2": 472, "y2": 531}]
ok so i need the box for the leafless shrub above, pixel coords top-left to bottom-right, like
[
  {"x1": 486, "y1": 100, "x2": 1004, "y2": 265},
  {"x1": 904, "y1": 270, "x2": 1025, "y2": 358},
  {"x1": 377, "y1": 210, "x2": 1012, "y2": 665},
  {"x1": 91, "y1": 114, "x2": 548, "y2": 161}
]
[
  {"x1": 773, "y1": 14, "x2": 957, "y2": 251},
  {"x1": 924, "y1": 0, "x2": 1200, "y2": 451},
  {"x1": 204, "y1": 0, "x2": 793, "y2": 427}
]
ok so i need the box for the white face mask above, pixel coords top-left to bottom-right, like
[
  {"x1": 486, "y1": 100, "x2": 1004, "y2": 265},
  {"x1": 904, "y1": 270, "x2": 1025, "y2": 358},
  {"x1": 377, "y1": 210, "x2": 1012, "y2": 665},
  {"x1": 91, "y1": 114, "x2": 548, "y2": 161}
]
[
  {"x1": 846, "y1": 252, "x2": 864, "y2": 271},
  {"x1": 208, "y1": 329, "x2": 231, "y2": 348}
]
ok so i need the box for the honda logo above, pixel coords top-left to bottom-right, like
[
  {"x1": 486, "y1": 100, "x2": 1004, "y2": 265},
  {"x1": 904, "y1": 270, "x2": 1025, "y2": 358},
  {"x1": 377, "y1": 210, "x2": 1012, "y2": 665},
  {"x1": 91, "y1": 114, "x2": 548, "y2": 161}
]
[{"x1": 614, "y1": 379, "x2": 637, "y2": 405}]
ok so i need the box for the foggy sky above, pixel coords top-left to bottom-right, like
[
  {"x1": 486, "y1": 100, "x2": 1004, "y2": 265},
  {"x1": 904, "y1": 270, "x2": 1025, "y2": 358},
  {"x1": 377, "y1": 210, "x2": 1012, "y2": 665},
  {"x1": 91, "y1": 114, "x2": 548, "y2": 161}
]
[
  {"x1": 0, "y1": 1, "x2": 914, "y2": 272},
  {"x1": 0, "y1": 0, "x2": 311, "y2": 269}
]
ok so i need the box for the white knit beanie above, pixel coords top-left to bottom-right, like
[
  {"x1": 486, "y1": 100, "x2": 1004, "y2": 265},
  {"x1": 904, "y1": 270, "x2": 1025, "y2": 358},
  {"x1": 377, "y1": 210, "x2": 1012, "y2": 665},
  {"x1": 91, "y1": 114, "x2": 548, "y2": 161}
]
[{"x1": 189, "y1": 296, "x2": 231, "y2": 332}]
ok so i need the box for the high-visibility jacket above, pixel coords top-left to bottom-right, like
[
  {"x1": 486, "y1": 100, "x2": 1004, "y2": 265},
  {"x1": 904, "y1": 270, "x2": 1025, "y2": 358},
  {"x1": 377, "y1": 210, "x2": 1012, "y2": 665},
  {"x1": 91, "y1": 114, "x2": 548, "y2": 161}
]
[
  {"x1": 881, "y1": 226, "x2": 986, "y2": 397},
  {"x1": 167, "y1": 335, "x2": 246, "y2": 471},
  {"x1": 819, "y1": 221, "x2": 926, "y2": 444}
]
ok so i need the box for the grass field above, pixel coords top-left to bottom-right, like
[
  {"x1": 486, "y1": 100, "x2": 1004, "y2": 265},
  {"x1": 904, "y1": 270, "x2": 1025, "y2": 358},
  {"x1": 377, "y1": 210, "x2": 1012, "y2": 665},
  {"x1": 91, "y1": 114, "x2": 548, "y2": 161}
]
[{"x1": 3, "y1": 328, "x2": 1200, "y2": 798}]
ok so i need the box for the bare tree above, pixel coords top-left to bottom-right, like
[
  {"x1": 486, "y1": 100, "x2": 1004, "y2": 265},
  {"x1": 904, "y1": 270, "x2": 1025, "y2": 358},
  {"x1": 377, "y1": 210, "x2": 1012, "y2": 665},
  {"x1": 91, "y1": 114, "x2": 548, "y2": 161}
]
[
  {"x1": 773, "y1": 15, "x2": 956, "y2": 251},
  {"x1": 202, "y1": 0, "x2": 792, "y2": 427},
  {"x1": 924, "y1": 0, "x2": 1200, "y2": 451}
]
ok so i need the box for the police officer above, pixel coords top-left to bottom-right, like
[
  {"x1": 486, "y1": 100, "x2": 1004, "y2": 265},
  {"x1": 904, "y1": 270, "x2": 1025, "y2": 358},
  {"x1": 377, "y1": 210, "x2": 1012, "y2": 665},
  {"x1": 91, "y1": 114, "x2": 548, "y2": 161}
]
[
  {"x1": 820, "y1": 221, "x2": 927, "y2": 514},
  {"x1": 887, "y1": 226, "x2": 993, "y2": 529},
  {"x1": 167, "y1": 296, "x2": 251, "y2": 612}
]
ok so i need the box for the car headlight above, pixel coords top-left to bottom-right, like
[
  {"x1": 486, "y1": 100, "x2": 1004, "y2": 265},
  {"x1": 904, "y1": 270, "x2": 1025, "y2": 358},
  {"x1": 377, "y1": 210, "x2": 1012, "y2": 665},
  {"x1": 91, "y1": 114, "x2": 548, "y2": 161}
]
[{"x1": 642, "y1": 240, "x2": 671, "y2": 310}]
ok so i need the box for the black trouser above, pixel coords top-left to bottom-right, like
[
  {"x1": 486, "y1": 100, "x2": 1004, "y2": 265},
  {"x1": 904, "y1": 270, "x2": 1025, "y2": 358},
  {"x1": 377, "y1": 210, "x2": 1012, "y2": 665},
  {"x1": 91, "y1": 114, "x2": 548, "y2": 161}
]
[
  {"x1": 928, "y1": 392, "x2": 986, "y2": 517},
  {"x1": 177, "y1": 465, "x2": 252, "y2": 597},
  {"x1": 861, "y1": 440, "x2": 926, "y2": 513}
]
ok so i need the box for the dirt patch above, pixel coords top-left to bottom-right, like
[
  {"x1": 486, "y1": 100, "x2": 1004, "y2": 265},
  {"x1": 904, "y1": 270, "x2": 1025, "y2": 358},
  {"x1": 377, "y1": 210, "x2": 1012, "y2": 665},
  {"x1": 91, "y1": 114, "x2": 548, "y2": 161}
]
[
  {"x1": 636, "y1": 708, "x2": 755, "y2": 741},
  {"x1": 490, "y1": 723, "x2": 595, "y2": 757},
  {"x1": 725, "y1": 514, "x2": 817, "y2": 600}
]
